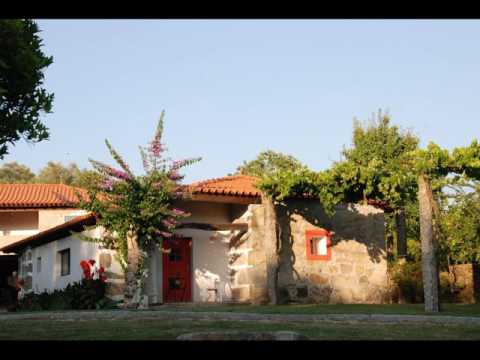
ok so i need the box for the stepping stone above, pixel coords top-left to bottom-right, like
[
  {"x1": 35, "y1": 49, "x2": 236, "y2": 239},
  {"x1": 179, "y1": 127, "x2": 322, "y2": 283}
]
[{"x1": 176, "y1": 331, "x2": 309, "y2": 341}]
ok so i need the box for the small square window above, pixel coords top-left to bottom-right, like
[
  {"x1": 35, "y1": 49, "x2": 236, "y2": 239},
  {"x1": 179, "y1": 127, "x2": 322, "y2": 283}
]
[
  {"x1": 36, "y1": 257, "x2": 41, "y2": 273},
  {"x1": 59, "y1": 249, "x2": 70, "y2": 276},
  {"x1": 310, "y1": 236, "x2": 328, "y2": 256},
  {"x1": 306, "y1": 229, "x2": 331, "y2": 260}
]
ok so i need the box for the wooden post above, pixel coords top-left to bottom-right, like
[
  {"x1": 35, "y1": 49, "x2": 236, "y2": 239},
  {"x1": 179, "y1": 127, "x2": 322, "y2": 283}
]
[
  {"x1": 261, "y1": 193, "x2": 279, "y2": 305},
  {"x1": 418, "y1": 174, "x2": 440, "y2": 312},
  {"x1": 395, "y1": 208, "x2": 407, "y2": 259}
]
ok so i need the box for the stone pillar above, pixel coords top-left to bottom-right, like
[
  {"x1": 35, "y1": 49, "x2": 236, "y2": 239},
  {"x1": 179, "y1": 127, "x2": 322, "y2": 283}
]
[
  {"x1": 248, "y1": 205, "x2": 268, "y2": 304},
  {"x1": 261, "y1": 194, "x2": 279, "y2": 305},
  {"x1": 418, "y1": 174, "x2": 440, "y2": 312}
]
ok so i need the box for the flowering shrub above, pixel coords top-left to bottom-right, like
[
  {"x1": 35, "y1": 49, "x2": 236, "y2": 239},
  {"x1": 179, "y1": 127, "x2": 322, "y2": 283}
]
[
  {"x1": 80, "y1": 259, "x2": 107, "y2": 282},
  {"x1": 78, "y1": 111, "x2": 200, "y2": 307}
]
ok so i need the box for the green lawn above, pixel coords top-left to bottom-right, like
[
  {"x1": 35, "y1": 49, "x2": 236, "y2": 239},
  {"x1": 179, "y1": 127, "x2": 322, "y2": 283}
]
[
  {"x1": 2, "y1": 303, "x2": 479, "y2": 340},
  {"x1": 1, "y1": 318, "x2": 480, "y2": 340},
  {"x1": 154, "y1": 303, "x2": 480, "y2": 317}
]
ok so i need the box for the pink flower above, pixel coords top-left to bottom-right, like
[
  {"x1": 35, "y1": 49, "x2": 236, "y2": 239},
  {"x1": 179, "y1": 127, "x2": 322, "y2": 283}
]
[
  {"x1": 149, "y1": 139, "x2": 163, "y2": 157},
  {"x1": 155, "y1": 229, "x2": 173, "y2": 237},
  {"x1": 172, "y1": 208, "x2": 186, "y2": 216},
  {"x1": 101, "y1": 179, "x2": 114, "y2": 190},
  {"x1": 168, "y1": 170, "x2": 183, "y2": 181},
  {"x1": 162, "y1": 218, "x2": 177, "y2": 228},
  {"x1": 110, "y1": 168, "x2": 132, "y2": 181}
]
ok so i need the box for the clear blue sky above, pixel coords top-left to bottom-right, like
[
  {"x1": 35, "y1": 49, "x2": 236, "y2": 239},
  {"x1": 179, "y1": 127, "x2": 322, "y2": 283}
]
[{"x1": 3, "y1": 20, "x2": 480, "y2": 183}]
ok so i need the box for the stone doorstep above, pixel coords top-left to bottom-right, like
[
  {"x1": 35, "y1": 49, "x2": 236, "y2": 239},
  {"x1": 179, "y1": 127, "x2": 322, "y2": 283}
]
[{"x1": 2, "y1": 310, "x2": 480, "y2": 326}]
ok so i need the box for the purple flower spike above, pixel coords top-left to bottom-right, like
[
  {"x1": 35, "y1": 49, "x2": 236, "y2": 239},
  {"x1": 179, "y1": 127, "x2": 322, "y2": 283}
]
[{"x1": 150, "y1": 139, "x2": 163, "y2": 157}]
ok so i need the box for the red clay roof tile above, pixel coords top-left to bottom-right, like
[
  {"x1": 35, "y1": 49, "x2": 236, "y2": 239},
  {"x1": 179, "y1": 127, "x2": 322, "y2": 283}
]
[
  {"x1": 0, "y1": 184, "x2": 87, "y2": 209},
  {"x1": 188, "y1": 175, "x2": 260, "y2": 197}
]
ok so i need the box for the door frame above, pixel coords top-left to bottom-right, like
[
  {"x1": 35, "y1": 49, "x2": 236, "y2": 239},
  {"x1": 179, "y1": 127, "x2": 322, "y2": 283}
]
[{"x1": 162, "y1": 236, "x2": 193, "y2": 303}]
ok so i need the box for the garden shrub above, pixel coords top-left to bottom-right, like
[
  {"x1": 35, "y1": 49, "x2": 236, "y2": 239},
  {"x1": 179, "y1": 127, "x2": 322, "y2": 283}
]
[
  {"x1": 17, "y1": 258, "x2": 118, "y2": 311},
  {"x1": 390, "y1": 258, "x2": 469, "y2": 303},
  {"x1": 17, "y1": 278, "x2": 114, "y2": 311},
  {"x1": 390, "y1": 260, "x2": 424, "y2": 303}
]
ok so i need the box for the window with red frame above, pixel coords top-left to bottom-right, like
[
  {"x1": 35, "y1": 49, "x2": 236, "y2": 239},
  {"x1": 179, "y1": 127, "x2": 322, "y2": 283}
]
[{"x1": 306, "y1": 229, "x2": 331, "y2": 260}]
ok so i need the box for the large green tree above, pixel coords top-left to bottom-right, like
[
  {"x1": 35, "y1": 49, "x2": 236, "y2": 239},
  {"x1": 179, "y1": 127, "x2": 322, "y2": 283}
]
[
  {"x1": 36, "y1": 161, "x2": 78, "y2": 184},
  {"x1": 236, "y1": 150, "x2": 305, "y2": 177},
  {"x1": 0, "y1": 19, "x2": 53, "y2": 159},
  {"x1": 0, "y1": 161, "x2": 35, "y2": 183}
]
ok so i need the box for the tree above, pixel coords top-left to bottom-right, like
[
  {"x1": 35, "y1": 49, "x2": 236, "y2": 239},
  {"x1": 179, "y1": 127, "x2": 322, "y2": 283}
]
[
  {"x1": 236, "y1": 150, "x2": 305, "y2": 177},
  {"x1": 35, "y1": 161, "x2": 101, "y2": 187},
  {"x1": 36, "y1": 162, "x2": 78, "y2": 184},
  {"x1": 0, "y1": 162, "x2": 35, "y2": 183},
  {"x1": 333, "y1": 111, "x2": 419, "y2": 257},
  {"x1": 71, "y1": 168, "x2": 103, "y2": 188},
  {"x1": 79, "y1": 111, "x2": 201, "y2": 308},
  {"x1": 0, "y1": 19, "x2": 54, "y2": 159},
  {"x1": 440, "y1": 180, "x2": 480, "y2": 265}
]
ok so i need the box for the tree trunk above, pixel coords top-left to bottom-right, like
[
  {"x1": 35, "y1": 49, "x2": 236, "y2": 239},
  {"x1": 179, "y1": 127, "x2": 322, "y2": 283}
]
[
  {"x1": 395, "y1": 208, "x2": 407, "y2": 259},
  {"x1": 262, "y1": 193, "x2": 279, "y2": 305},
  {"x1": 123, "y1": 231, "x2": 142, "y2": 309},
  {"x1": 418, "y1": 174, "x2": 440, "y2": 312}
]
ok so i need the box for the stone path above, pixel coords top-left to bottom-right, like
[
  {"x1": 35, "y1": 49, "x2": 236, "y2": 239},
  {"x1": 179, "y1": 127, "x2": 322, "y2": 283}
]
[{"x1": 1, "y1": 309, "x2": 480, "y2": 326}]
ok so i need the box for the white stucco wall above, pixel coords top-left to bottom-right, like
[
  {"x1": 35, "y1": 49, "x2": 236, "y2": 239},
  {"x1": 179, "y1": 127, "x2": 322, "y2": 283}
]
[
  {"x1": 182, "y1": 228, "x2": 232, "y2": 302},
  {"x1": 0, "y1": 209, "x2": 88, "y2": 250},
  {"x1": 173, "y1": 201, "x2": 232, "y2": 223},
  {"x1": 27, "y1": 227, "x2": 121, "y2": 294},
  {"x1": 38, "y1": 209, "x2": 87, "y2": 231}
]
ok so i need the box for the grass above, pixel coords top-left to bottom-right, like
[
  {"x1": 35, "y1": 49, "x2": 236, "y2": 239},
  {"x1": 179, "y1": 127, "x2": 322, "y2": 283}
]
[
  {"x1": 2, "y1": 303, "x2": 479, "y2": 340},
  {"x1": 154, "y1": 303, "x2": 480, "y2": 317},
  {"x1": 0, "y1": 317, "x2": 480, "y2": 340}
]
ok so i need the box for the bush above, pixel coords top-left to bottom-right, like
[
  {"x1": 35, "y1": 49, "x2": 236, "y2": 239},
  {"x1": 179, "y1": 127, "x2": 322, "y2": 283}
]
[
  {"x1": 17, "y1": 278, "x2": 116, "y2": 311},
  {"x1": 390, "y1": 260, "x2": 424, "y2": 303},
  {"x1": 390, "y1": 258, "x2": 469, "y2": 303}
]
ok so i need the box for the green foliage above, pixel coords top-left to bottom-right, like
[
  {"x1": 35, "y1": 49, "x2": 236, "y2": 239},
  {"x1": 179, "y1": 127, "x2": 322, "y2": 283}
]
[
  {"x1": 79, "y1": 112, "x2": 201, "y2": 269},
  {"x1": 390, "y1": 261, "x2": 424, "y2": 303},
  {"x1": 17, "y1": 279, "x2": 115, "y2": 311},
  {"x1": 440, "y1": 186, "x2": 480, "y2": 264},
  {"x1": 36, "y1": 161, "x2": 80, "y2": 185},
  {"x1": 390, "y1": 258, "x2": 468, "y2": 304},
  {"x1": 237, "y1": 150, "x2": 306, "y2": 178},
  {"x1": 0, "y1": 162, "x2": 35, "y2": 183},
  {"x1": 0, "y1": 161, "x2": 99, "y2": 187},
  {"x1": 415, "y1": 140, "x2": 480, "y2": 179},
  {"x1": 329, "y1": 111, "x2": 419, "y2": 208},
  {"x1": 258, "y1": 110, "x2": 420, "y2": 215},
  {"x1": 0, "y1": 19, "x2": 54, "y2": 159}
]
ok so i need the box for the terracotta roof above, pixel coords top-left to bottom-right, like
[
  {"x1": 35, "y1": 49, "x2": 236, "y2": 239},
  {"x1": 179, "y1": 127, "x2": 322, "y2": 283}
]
[
  {"x1": 0, "y1": 213, "x2": 97, "y2": 253},
  {"x1": 188, "y1": 175, "x2": 260, "y2": 197},
  {"x1": 0, "y1": 184, "x2": 87, "y2": 209}
]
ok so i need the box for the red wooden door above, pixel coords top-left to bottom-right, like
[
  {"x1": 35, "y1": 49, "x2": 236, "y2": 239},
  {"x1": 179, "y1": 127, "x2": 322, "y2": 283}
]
[{"x1": 162, "y1": 237, "x2": 192, "y2": 302}]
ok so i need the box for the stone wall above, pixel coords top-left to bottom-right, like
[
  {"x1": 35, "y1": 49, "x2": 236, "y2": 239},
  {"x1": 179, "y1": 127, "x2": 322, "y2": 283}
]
[
  {"x1": 247, "y1": 200, "x2": 389, "y2": 304},
  {"x1": 221, "y1": 204, "x2": 263, "y2": 303}
]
